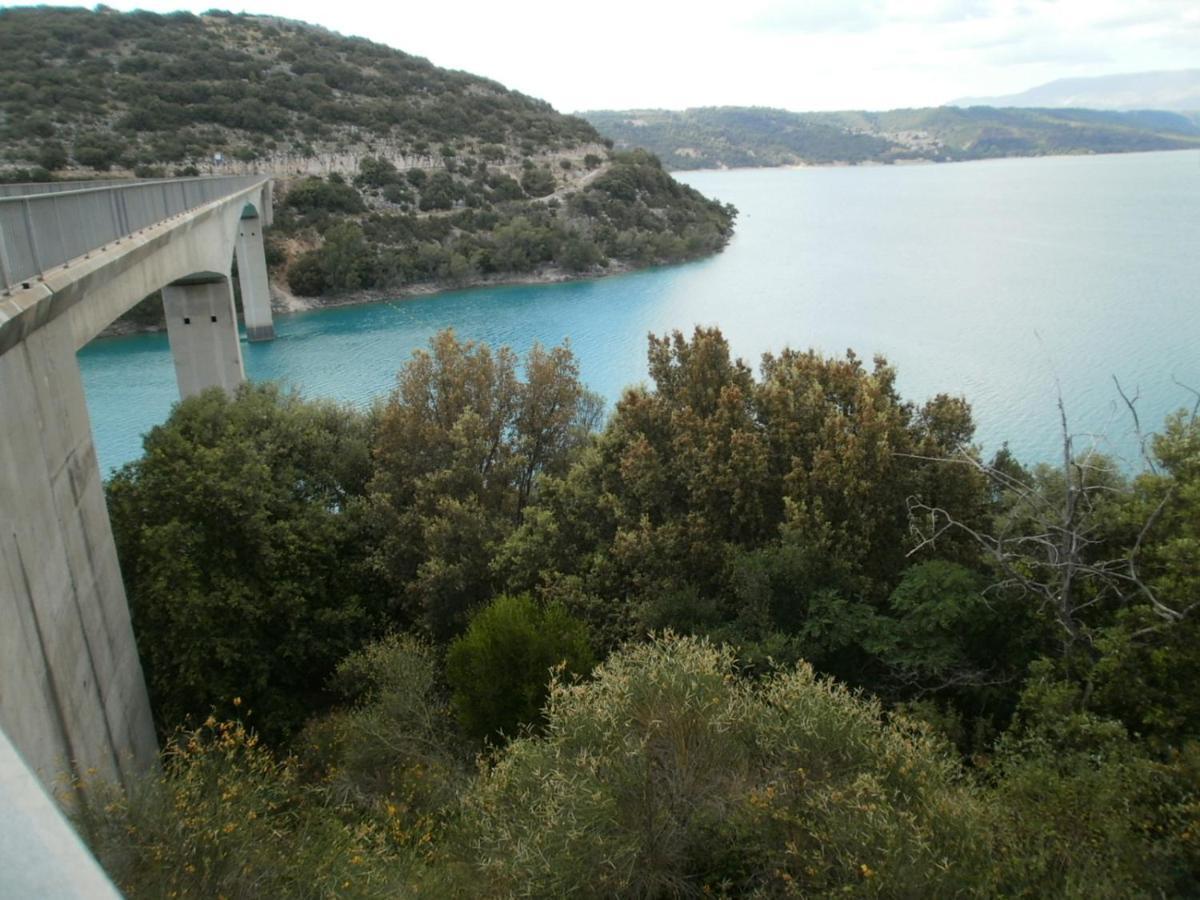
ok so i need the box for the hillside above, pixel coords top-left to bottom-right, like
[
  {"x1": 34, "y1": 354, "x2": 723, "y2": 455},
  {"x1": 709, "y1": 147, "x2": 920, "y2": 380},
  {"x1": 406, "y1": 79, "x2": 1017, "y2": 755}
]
[
  {"x1": 0, "y1": 7, "x2": 736, "y2": 320},
  {"x1": 951, "y1": 69, "x2": 1200, "y2": 112},
  {"x1": 582, "y1": 105, "x2": 1200, "y2": 171}
]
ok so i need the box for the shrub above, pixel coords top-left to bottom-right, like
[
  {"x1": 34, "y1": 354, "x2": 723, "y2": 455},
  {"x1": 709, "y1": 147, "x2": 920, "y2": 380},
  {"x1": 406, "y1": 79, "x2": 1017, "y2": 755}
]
[
  {"x1": 302, "y1": 633, "x2": 468, "y2": 842},
  {"x1": 287, "y1": 250, "x2": 327, "y2": 295},
  {"x1": 284, "y1": 176, "x2": 365, "y2": 215},
  {"x1": 445, "y1": 594, "x2": 594, "y2": 741},
  {"x1": 986, "y1": 667, "x2": 1200, "y2": 897},
  {"x1": 75, "y1": 719, "x2": 407, "y2": 899},
  {"x1": 457, "y1": 633, "x2": 993, "y2": 896}
]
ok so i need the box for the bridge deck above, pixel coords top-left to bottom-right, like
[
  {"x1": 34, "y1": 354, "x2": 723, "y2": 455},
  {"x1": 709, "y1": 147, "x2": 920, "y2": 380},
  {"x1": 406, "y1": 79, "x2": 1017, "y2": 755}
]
[{"x1": 0, "y1": 175, "x2": 267, "y2": 293}]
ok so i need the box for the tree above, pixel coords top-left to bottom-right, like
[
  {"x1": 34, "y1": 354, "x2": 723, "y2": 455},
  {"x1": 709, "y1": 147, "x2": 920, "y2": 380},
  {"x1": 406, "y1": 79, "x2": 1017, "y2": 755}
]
[
  {"x1": 369, "y1": 330, "x2": 600, "y2": 638},
  {"x1": 499, "y1": 327, "x2": 990, "y2": 656},
  {"x1": 107, "y1": 384, "x2": 384, "y2": 740},
  {"x1": 907, "y1": 396, "x2": 1198, "y2": 658},
  {"x1": 319, "y1": 221, "x2": 376, "y2": 291},
  {"x1": 37, "y1": 141, "x2": 68, "y2": 171},
  {"x1": 287, "y1": 250, "x2": 327, "y2": 296},
  {"x1": 519, "y1": 165, "x2": 556, "y2": 198}
]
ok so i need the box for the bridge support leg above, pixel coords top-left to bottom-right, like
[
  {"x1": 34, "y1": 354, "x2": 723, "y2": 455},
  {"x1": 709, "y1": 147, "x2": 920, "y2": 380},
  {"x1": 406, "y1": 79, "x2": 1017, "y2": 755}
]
[
  {"x1": 163, "y1": 276, "x2": 245, "y2": 399},
  {"x1": 235, "y1": 215, "x2": 274, "y2": 342},
  {"x1": 0, "y1": 317, "x2": 158, "y2": 789}
]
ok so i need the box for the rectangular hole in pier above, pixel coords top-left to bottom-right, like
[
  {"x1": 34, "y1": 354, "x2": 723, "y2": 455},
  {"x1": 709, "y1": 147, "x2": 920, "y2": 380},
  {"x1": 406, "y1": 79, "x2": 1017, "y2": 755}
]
[
  {"x1": 183, "y1": 317, "x2": 190, "y2": 325},
  {"x1": 210, "y1": 315, "x2": 218, "y2": 323}
]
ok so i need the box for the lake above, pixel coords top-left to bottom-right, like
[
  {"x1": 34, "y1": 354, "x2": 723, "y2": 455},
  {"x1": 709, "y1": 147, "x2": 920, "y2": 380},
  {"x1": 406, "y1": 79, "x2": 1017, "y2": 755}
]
[{"x1": 79, "y1": 150, "x2": 1200, "y2": 474}]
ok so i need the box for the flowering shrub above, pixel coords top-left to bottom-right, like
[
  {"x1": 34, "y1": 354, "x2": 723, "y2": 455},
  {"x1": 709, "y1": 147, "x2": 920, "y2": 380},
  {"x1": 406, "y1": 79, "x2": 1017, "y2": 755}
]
[{"x1": 75, "y1": 718, "x2": 406, "y2": 899}]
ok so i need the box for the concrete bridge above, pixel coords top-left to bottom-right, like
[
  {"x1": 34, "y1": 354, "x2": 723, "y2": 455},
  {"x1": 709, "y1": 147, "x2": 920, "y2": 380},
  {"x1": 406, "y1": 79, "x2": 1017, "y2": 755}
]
[{"x1": 0, "y1": 175, "x2": 276, "y2": 797}]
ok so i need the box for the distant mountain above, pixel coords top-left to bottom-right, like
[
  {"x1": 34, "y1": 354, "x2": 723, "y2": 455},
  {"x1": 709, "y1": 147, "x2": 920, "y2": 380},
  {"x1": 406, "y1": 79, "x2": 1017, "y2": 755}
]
[
  {"x1": 582, "y1": 106, "x2": 1200, "y2": 171},
  {"x1": 951, "y1": 70, "x2": 1200, "y2": 112}
]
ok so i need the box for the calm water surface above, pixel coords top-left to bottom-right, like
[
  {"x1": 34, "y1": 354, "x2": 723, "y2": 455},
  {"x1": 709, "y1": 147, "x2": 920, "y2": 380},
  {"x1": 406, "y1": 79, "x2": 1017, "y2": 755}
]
[{"x1": 80, "y1": 151, "x2": 1200, "y2": 474}]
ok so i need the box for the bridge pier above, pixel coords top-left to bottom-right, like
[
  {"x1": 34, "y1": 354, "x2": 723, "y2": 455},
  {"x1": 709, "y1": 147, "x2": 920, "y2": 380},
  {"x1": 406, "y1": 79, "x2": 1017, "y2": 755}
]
[
  {"x1": 0, "y1": 316, "x2": 158, "y2": 789},
  {"x1": 163, "y1": 275, "x2": 246, "y2": 398},
  {"x1": 235, "y1": 211, "x2": 274, "y2": 342}
]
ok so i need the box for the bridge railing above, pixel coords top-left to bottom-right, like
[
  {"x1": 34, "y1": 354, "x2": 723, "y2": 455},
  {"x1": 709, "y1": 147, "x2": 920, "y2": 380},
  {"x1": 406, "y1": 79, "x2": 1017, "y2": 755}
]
[
  {"x1": 0, "y1": 178, "x2": 149, "y2": 199},
  {"x1": 0, "y1": 175, "x2": 267, "y2": 294}
]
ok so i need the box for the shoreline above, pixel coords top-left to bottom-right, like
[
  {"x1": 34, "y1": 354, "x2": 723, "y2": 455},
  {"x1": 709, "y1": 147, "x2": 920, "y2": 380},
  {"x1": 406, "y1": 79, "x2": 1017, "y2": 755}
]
[
  {"x1": 95, "y1": 261, "x2": 640, "y2": 340},
  {"x1": 672, "y1": 146, "x2": 1200, "y2": 176}
]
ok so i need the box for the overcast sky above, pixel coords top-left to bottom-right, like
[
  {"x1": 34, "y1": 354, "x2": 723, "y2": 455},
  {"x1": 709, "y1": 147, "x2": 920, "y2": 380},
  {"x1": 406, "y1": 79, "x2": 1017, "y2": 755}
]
[{"x1": 30, "y1": 0, "x2": 1200, "y2": 112}]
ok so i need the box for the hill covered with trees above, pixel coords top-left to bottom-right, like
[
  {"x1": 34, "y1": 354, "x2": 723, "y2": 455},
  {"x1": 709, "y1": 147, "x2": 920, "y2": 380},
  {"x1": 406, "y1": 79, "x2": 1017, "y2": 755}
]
[
  {"x1": 582, "y1": 104, "x2": 1200, "y2": 170},
  {"x1": 0, "y1": 7, "x2": 736, "y2": 315},
  {"x1": 76, "y1": 327, "x2": 1200, "y2": 896}
]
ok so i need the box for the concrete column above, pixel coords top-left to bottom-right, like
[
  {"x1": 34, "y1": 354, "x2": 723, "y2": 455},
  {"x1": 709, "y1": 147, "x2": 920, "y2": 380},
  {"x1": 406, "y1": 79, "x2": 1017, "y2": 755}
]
[
  {"x1": 235, "y1": 214, "x2": 275, "y2": 342},
  {"x1": 0, "y1": 316, "x2": 158, "y2": 790},
  {"x1": 162, "y1": 276, "x2": 245, "y2": 399}
]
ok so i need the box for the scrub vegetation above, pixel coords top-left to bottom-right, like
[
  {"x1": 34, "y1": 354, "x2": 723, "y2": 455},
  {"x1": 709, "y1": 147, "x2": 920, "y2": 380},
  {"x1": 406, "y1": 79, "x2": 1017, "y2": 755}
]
[{"x1": 77, "y1": 327, "x2": 1200, "y2": 897}]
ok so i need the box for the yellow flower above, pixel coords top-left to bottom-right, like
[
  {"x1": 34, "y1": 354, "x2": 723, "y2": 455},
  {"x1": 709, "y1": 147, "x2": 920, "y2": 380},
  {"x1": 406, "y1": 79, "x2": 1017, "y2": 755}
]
[{"x1": 860, "y1": 863, "x2": 875, "y2": 879}]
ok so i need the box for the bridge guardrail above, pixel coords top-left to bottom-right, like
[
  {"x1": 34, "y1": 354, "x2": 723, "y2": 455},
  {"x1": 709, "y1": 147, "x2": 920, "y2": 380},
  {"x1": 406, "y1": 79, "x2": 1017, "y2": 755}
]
[
  {"x1": 0, "y1": 178, "x2": 147, "y2": 199},
  {"x1": 0, "y1": 176, "x2": 267, "y2": 294}
]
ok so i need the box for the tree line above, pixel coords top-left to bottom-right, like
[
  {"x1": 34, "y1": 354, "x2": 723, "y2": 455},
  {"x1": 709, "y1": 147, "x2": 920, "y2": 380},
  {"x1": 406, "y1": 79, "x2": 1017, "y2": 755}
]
[{"x1": 81, "y1": 328, "x2": 1200, "y2": 895}]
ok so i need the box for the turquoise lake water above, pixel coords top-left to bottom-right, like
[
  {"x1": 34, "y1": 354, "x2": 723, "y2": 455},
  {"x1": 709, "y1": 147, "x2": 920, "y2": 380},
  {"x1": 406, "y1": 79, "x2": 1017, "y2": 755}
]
[{"x1": 79, "y1": 151, "x2": 1200, "y2": 474}]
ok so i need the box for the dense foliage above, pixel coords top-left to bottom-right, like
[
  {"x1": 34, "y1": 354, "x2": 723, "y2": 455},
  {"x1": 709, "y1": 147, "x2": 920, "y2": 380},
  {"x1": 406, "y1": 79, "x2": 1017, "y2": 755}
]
[
  {"x1": 583, "y1": 105, "x2": 1200, "y2": 170},
  {"x1": 0, "y1": 7, "x2": 597, "y2": 171},
  {"x1": 279, "y1": 150, "x2": 736, "y2": 298},
  {"x1": 446, "y1": 594, "x2": 594, "y2": 740},
  {"x1": 107, "y1": 384, "x2": 385, "y2": 740},
  {"x1": 95, "y1": 328, "x2": 1200, "y2": 895}
]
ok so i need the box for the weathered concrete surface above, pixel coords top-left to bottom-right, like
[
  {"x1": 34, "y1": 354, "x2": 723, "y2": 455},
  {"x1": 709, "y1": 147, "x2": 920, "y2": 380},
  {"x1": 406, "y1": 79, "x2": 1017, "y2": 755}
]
[
  {"x1": 164, "y1": 276, "x2": 246, "y2": 397},
  {"x1": 0, "y1": 179, "x2": 272, "y2": 793},
  {"x1": 0, "y1": 314, "x2": 157, "y2": 787},
  {"x1": 0, "y1": 728, "x2": 121, "y2": 899},
  {"x1": 235, "y1": 213, "x2": 275, "y2": 342}
]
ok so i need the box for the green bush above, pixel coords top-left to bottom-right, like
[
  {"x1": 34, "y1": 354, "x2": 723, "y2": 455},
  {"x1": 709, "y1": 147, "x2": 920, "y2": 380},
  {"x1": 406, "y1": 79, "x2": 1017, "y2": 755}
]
[
  {"x1": 284, "y1": 176, "x2": 365, "y2": 215},
  {"x1": 458, "y1": 633, "x2": 993, "y2": 896},
  {"x1": 445, "y1": 594, "x2": 594, "y2": 741}
]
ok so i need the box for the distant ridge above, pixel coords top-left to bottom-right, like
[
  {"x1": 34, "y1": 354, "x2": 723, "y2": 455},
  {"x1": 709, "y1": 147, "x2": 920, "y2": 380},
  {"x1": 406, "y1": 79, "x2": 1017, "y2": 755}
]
[
  {"x1": 951, "y1": 70, "x2": 1200, "y2": 112},
  {"x1": 581, "y1": 105, "x2": 1200, "y2": 172}
]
